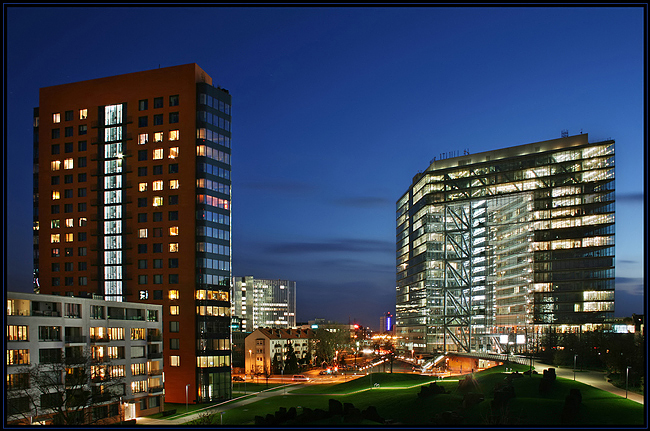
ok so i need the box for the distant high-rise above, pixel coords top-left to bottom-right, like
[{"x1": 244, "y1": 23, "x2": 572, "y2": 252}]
[
  {"x1": 33, "y1": 64, "x2": 232, "y2": 403},
  {"x1": 396, "y1": 134, "x2": 615, "y2": 355},
  {"x1": 233, "y1": 277, "x2": 296, "y2": 331}
]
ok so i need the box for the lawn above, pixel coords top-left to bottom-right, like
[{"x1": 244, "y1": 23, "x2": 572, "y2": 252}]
[{"x1": 187, "y1": 365, "x2": 645, "y2": 426}]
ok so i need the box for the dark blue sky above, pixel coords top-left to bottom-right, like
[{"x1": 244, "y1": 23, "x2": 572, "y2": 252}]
[{"x1": 5, "y1": 6, "x2": 645, "y2": 330}]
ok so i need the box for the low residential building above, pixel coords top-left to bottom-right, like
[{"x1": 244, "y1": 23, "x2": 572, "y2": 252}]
[
  {"x1": 244, "y1": 328, "x2": 314, "y2": 376},
  {"x1": 6, "y1": 291, "x2": 164, "y2": 424}
]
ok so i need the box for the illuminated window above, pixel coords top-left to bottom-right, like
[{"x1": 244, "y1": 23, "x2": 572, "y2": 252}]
[
  {"x1": 79, "y1": 217, "x2": 87, "y2": 227},
  {"x1": 169, "y1": 227, "x2": 179, "y2": 236},
  {"x1": 51, "y1": 234, "x2": 60, "y2": 243},
  {"x1": 169, "y1": 290, "x2": 179, "y2": 300},
  {"x1": 65, "y1": 233, "x2": 74, "y2": 242},
  {"x1": 170, "y1": 356, "x2": 180, "y2": 367},
  {"x1": 66, "y1": 218, "x2": 74, "y2": 228},
  {"x1": 169, "y1": 130, "x2": 179, "y2": 141},
  {"x1": 170, "y1": 306, "x2": 179, "y2": 315},
  {"x1": 154, "y1": 132, "x2": 163, "y2": 143},
  {"x1": 51, "y1": 220, "x2": 60, "y2": 229},
  {"x1": 139, "y1": 182, "x2": 148, "y2": 192},
  {"x1": 152, "y1": 180, "x2": 163, "y2": 191},
  {"x1": 79, "y1": 109, "x2": 87, "y2": 120},
  {"x1": 169, "y1": 147, "x2": 179, "y2": 158},
  {"x1": 51, "y1": 160, "x2": 61, "y2": 171},
  {"x1": 153, "y1": 196, "x2": 163, "y2": 207},
  {"x1": 64, "y1": 158, "x2": 74, "y2": 170},
  {"x1": 169, "y1": 180, "x2": 179, "y2": 189},
  {"x1": 53, "y1": 113, "x2": 61, "y2": 123},
  {"x1": 138, "y1": 133, "x2": 148, "y2": 145},
  {"x1": 169, "y1": 243, "x2": 179, "y2": 253},
  {"x1": 139, "y1": 228, "x2": 148, "y2": 238},
  {"x1": 153, "y1": 148, "x2": 163, "y2": 160},
  {"x1": 52, "y1": 191, "x2": 60, "y2": 200}
]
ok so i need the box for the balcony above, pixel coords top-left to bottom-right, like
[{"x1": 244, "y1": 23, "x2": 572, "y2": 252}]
[
  {"x1": 147, "y1": 352, "x2": 163, "y2": 360},
  {"x1": 89, "y1": 336, "x2": 110, "y2": 343},
  {"x1": 148, "y1": 369, "x2": 163, "y2": 376},
  {"x1": 147, "y1": 334, "x2": 163, "y2": 342},
  {"x1": 148, "y1": 385, "x2": 164, "y2": 394},
  {"x1": 64, "y1": 335, "x2": 86, "y2": 344}
]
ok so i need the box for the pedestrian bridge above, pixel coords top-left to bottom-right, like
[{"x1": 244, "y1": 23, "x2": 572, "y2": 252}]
[{"x1": 419, "y1": 351, "x2": 533, "y2": 373}]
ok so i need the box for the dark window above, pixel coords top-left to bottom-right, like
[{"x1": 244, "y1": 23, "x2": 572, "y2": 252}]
[
  {"x1": 138, "y1": 213, "x2": 147, "y2": 223},
  {"x1": 78, "y1": 125, "x2": 87, "y2": 135},
  {"x1": 153, "y1": 243, "x2": 163, "y2": 253},
  {"x1": 138, "y1": 167, "x2": 147, "y2": 176},
  {"x1": 138, "y1": 244, "x2": 147, "y2": 254},
  {"x1": 168, "y1": 164, "x2": 179, "y2": 174},
  {"x1": 64, "y1": 247, "x2": 73, "y2": 257},
  {"x1": 153, "y1": 274, "x2": 163, "y2": 284},
  {"x1": 169, "y1": 274, "x2": 179, "y2": 284},
  {"x1": 52, "y1": 263, "x2": 60, "y2": 272},
  {"x1": 65, "y1": 110, "x2": 73, "y2": 121},
  {"x1": 138, "y1": 198, "x2": 147, "y2": 207},
  {"x1": 52, "y1": 277, "x2": 60, "y2": 286},
  {"x1": 65, "y1": 126, "x2": 73, "y2": 137},
  {"x1": 77, "y1": 202, "x2": 86, "y2": 212},
  {"x1": 170, "y1": 339, "x2": 180, "y2": 350},
  {"x1": 51, "y1": 205, "x2": 60, "y2": 214},
  {"x1": 79, "y1": 276, "x2": 87, "y2": 286},
  {"x1": 153, "y1": 97, "x2": 163, "y2": 108},
  {"x1": 51, "y1": 176, "x2": 60, "y2": 185},
  {"x1": 138, "y1": 116, "x2": 148, "y2": 127},
  {"x1": 78, "y1": 157, "x2": 86, "y2": 167},
  {"x1": 153, "y1": 114, "x2": 163, "y2": 126},
  {"x1": 138, "y1": 275, "x2": 148, "y2": 285},
  {"x1": 153, "y1": 290, "x2": 163, "y2": 300},
  {"x1": 153, "y1": 212, "x2": 163, "y2": 222},
  {"x1": 65, "y1": 262, "x2": 74, "y2": 272},
  {"x1": 138, "y1": 259, "x2": 147, "y2": 269},
  {"x1": 78, "y1": 262, "x2": 87, "y2": 271},
  {"x1": 52, "y1": 129, "x2": 60, "y2": 139},
  {"x1": 139, "y1": 99, "x2": 148, "y2": 111},
  {"x1": 169, "y1": 195, "x2": 179, "y2": 205},
  {"x1": 64, "y1": 189, "x2": 73, "y2": 198},
  {"x1": 169, "y1": 95, "x2": 179, "y2": 106},
  {"x1": 65, "y1": 142, "x2": 73, "y2": 153},
  {"x1": 153, "y1": 259, "x2": 163, "y2": 268},
  {"x1": 78, "y1": 232, "x2": 87, "y2": 241},
  {"x1": 78, "y1": 140, "x2": 87, "y2": 151},
  {"x1": 78, "y1": 188, "x2": 86, "y2": 197},
  {"x1": 78, "y1": 173, "x2": 87, "y2": 182},
  {"x1": 168, "y1": 258, "x2": 179, "y2": 268},
  {"x1": 169, "y1": 112, "x2": 179, "y2": 124},
  {"x1": 153, "y1": 228, "x2": 163, "y2": 237},
  {"x1": 78, "y1": 247, "x2": 87, "y2": 256},
  {"x1": 65, "y1": 277, "x2": 74, "y2": 286},
  {"x1": 138, "y1": 150, "x2": 147, "y2": 161},
  {"x1": 168, "y1": 211, "x2": 178, "y2": 221},
  {"x1": 64, "y1": 174, "x2": 73, "y2": 184},
  {"x1": 52, "y1": 144, "x2": 60, "y2": 154},
  {"x1": 170, "y1": 321, "x2": 179, "y2": 332},
  {"x1": 153, "y1": 165, "x2": 163, "y2": 175},
  {"x1": 64, "y1": 204, "x2": 73, "y2": 213}
]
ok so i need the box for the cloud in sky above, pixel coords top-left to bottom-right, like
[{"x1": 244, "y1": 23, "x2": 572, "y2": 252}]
[{"x1": 616, "y1": 192, "x2": 644, "y2": 203}]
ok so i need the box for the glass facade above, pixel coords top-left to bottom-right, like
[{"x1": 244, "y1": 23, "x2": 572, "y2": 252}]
[
  {"x1": 232, "y1": 277, "x2": 297, "y2": 332},
  {"x1": 396, "y1": 135, "x2": 615, "y2": 355},
  {"x1": 195, "y1": 83, "x2": 232, "y2": 402}
]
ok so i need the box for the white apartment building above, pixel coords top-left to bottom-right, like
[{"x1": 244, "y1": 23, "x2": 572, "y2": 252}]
[{"x1": 6, "y1": 291, "x2": 164, "y2": 424}]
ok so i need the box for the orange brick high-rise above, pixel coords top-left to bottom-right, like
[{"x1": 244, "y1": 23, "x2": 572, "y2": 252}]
[{"x1": 34, "y1": 64, "x2": 233, "y2": 403}]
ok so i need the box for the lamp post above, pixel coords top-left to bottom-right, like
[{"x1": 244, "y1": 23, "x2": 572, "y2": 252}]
[
  {"x1": 185, "y1": 383, "x2": 190, "y2": 412},
  {"x1": 248, "y1": 349, "x2": 252, "y2": 394},
  {"x1": 573, "y1": 355, "x2": 577, "y2": 381},
  {"x1": 626, "y1": 366, "x2": 631, "y2": 398}
]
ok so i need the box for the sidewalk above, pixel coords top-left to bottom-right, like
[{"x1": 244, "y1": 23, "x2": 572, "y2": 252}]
[
  {"x1": 532, "y1": 362, "x2": 644, "y2": 405},
  {"x1": 136, "y1": 384, "x2": 297, "y2": 426}
]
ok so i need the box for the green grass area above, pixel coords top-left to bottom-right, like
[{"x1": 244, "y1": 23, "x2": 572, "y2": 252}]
[{"x1": 186, "y1": 366, "x2": 645, "y2": 426}]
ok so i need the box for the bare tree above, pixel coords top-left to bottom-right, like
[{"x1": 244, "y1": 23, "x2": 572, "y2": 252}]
[{"x1": 7, "y1": 346, "x2": 125, "y2": 425}]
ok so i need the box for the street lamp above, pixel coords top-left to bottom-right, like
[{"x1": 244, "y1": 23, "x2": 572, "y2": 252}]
[
  {"x1": 626, "y1": 366, "x2": 631, "y2": 398},
  {"x1": 573, "y1": 355, "x2": 577, "y2": 381},
  {"x1": 185, "y1": 383, "x2": 190, "y2": 412}
]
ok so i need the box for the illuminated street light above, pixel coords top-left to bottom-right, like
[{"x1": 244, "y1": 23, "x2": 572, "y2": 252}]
[{"x1": 626, "y1": 366, "x2": 631, "y2": 398}]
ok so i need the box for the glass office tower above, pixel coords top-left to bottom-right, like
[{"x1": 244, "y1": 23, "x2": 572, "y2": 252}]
[
  {"x1": 34, "y1": 64, "x2": 232, "y2": 404},
  {"x1": 396, "y1": 134, "x2": 615, "y2": 355}
]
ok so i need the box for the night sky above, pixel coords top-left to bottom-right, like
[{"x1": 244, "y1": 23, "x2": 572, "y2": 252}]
[{"x1": 5, "y1": 6, "x2": 645, "y2": 330}]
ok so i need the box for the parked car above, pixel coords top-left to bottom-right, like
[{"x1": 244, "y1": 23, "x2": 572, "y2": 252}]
[
  {"x1": 232, "y1": 376, "x2": 245, "y2": 381},
  {"x1": 292, "y1": 374, "x2": 309, "y2": 382}
]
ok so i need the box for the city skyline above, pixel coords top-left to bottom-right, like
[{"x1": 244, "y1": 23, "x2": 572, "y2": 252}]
[{"x1": 5, "y1": 5, "x2": 646, "y2": 330}]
